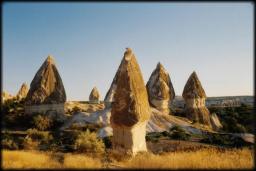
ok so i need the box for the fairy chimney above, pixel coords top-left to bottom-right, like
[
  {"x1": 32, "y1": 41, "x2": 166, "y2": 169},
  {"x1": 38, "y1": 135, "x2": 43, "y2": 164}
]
[
  {"x1": 89, "y1": 87, "x2": 100, "y2": 103},
  {"x1": 182, "y1": 71, "x2": 212, "y2": 127},
  {"x1": 16, "y1": 82, "x2": 29, "y2": 100},
  {"x1": 25, "y1": 55, "x2": 66, "y2": 116},
  {"x1": 146, "y1": 62, "x2": 175, "y2": 114},
  {"x1": 110, "y1": 48, "x2": 151, "y2": 155}
]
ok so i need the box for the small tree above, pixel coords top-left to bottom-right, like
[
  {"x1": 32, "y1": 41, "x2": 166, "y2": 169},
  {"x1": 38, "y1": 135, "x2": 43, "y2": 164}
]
[{"x1": 33, "y1": 114, "x2": 53, "y2": 131}]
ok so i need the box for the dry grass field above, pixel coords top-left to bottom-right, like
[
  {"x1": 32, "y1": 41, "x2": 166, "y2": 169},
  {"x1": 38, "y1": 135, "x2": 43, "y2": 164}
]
[{"x1": 2, "y1": 147, "x2": 254, "y2": 169}]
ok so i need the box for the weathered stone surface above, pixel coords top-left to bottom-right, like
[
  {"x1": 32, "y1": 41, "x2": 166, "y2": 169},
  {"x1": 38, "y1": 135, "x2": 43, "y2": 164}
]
[
  {"x1": 89, "y1": 87, "x2": 100, "y2": 103},
  {"x1": 182, "y1": 71, "x2": 212, "y2": 127},
  {"x1": 25, "y1": 55, "x2": 66, "y2": 105},
  {"x1": 25, "y1": 55, "x2": 66, "y2": 115},
  {"x1": 16, "y1": 83, "x2": 29, "y2": 100},
  {"x1": 146, "y1": 62, "x2": 175, "y2": 114},
  {"x1": 110, "y1": 48, "x2": 151, "y2": 155},
  {"x1": 104, "y1": 57, "x2": 126, "y2": 105},
  {"x1": 210, "y1": 113, "x2": 223, "y2": 130},
  {"x1": 183, "y1": 71, "x2": 206, "y2": 99},
  {"x1": 111, "y1": 48, "x2": 151, "y2": 127}
]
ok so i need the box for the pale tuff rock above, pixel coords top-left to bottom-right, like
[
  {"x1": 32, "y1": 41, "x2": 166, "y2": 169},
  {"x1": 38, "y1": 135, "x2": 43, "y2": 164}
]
[
  {"x1": 182, "y1": 71, "x2": 212, "y2": 127},
  {"x1": 104, "y1": 61, "x2": 125, "y2": 106},
  {"x1": 25, "y1": 55, "x2": 66, "y2": 115},
  {"x1": 110, "y1": 48, "x2": 151, "y2": 155},
  {"x1": 210, "y1": 113, "x2": 223, "y2": 130},
  {"x1": 146, "y1": 62, "x2": 175, "y2": 114},
  {"x1": 89, "y1": 87, "x2": 100, "y2": 103},
  {"x1": 104, "y1": 49, "x2": 134, "y2": 105},
  {"x1": 16, "y1": 83, "x2": 29, "y2": 100}
]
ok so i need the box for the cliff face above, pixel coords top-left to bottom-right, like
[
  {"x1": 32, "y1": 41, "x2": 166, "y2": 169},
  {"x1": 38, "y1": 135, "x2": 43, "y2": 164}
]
[
  {"x1": 182, "y1": 72, "x2": 211, "y2": 126},
  {"x1": 146, "y1": 62, "x2": 175, "y2": 114},
  {"x1": 25, "y1": 55, "x2": 66, "y2": 105},
  {"x1": 111, "y1": 48, "x2": 151, "y2": 127}
]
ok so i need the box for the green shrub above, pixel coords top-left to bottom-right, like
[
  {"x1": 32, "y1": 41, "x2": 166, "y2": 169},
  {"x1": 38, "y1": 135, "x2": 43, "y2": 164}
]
[
  {"x1": 33, "y1": 115, "x2": 53, "y2": 131},
  {"x1": 169, "y1": 126, "x2": 191, "y2": 141},
  {"x1": 2, "y1": 137, "x2": 18, "y2": 150},
  {"x1": 26, "y1": 128, "x2": 53, "y2": 144},
  {"x1": 74, "y1": 129, "x2": 105, "y2": 154}
]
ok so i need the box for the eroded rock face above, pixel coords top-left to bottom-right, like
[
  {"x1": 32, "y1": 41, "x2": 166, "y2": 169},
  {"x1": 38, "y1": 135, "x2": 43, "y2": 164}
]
[
  {"x1": 104, "y1": 58, "x2": 126, "y2": 106},
  {"x1": 16, "y1": 83, "x2": 29, "y2": 100},
  {"x1": 110, "y1": 48, "x2": 151, "y2": 155},
  {"x1": 25, "y1": 55, "x2": 66, "y2": 115},
  {"x1": 182, "y1": 72, "x2": 211, "y2": 127},
  {"x1": 146, "y1": 62, "x2": 175, "y2": 114},
  {"x1": 210, "y1": 113, "x2": 223, "y2": 131},
  {"x1": 89, "y1": 87, "x2": 100, "y2": 103}
]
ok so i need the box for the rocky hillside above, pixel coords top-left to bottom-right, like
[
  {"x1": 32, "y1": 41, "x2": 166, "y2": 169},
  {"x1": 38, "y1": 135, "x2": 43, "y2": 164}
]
[{"x1": 172, "y1": 96, "x2": 253, "y2": 108}]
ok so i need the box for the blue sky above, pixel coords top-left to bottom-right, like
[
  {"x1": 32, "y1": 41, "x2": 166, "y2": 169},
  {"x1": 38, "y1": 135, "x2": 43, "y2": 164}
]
[{"x1": 3, "y1": 2, "x2": 253, "y2": 100}]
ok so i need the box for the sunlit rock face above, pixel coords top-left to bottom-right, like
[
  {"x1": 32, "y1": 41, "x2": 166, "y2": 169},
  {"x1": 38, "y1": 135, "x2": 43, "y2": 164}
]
[
  {"x1": 110, "y1": 48, "x2": 151, "y2": 155},
  {"x1": 210, "y1": 113, "x2": 223, "y2": 131},
  {"x1": 16, "y1": 83, "x2": 29, "y2": 100},
  {"x1": 104, "y1": 56, "x2": 125, "y2": 107},
  {"x1": 182, "y1": 71, "x2": 212, "y2": 127},
  {"x1": 146, "y1": 62, "x2": 175, "y2": 115},
  {"x1": 89, "y1": 87, "x2": 100, "y2": 104},
  {"x1": 2, "y1": 91, "x2": 13, "y2": 103},
  {"x1": 25, "y1": 55, "x2": 66, "y2": 116}
]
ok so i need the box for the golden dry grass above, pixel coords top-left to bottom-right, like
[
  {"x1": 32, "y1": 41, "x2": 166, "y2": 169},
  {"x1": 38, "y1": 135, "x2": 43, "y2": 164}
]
[
  {"x1": 2, "y1": 150, "x2": 61, "y2": 169},
  {"x1": 2, "y1": 150, "x2": 101, "y2": 169},
  {"x1": 63, "y1": 153, "x2": 102, "y2": 168},
  {"x1": 118, "y1": 148, "x2": 254, "y2": 169},
  {"x1": 2, "y1": 148, "x2": 254, "y2": 169}
]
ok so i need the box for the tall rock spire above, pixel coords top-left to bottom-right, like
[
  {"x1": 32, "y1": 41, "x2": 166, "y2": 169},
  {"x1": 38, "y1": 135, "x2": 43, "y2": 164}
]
[
  {"x1": 25, "y1": 55, "x2": 66, "y2": 105},
  {"x1": 182, "y1": 71, "x2": 211, "y2": 127},
  {"x1": 110, "y1": 48, "x2": 151, "y2": 155},
  {"x1": 146, "y1": 62, "x2": 175, "y2": 114}
]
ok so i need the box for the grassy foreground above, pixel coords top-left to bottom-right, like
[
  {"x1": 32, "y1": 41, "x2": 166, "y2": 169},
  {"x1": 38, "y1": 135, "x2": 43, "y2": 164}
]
[{"x1": 2, "y1": 148, "x2": 254, "y2": 169}]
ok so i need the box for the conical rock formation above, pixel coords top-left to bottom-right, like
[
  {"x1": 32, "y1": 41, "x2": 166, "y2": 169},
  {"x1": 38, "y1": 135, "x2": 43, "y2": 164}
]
[
  {"x1": 89, "y1": 87, "x2": 100, "y2": 103},
  {"x1": 182, "y1": 72, "x2": 212, "y2": 127},
  {"x1": 110, "y1": 48, "x2": 151, "y2": 155},
  {"x1": 146, "y1": 62, "x2": 175, "y2": 114},
  {"x1": 16, "y1": 83, "x2": 29, "y2": 100},
  {"x1": 25, "y1": 55, "x2": 66, "y2": 115}
]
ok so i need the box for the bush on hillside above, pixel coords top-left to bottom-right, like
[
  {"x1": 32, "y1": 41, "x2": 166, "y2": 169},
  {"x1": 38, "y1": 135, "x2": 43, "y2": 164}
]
[
  {"x1": 26, "y1": 128, "x2": 53, "y2": 144},
  {"x1": 33, "y1": 115, "x2": 53, "y2": 131},
  {"x1": 74, "y1": 129, "x2": 105, "y2": 154},
  {"x1": 2, "y1": 136, "x2": 19, "y2": 150},
  {"x1": 169, "y1": 126, "x2": 191, "y2": 141}
]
